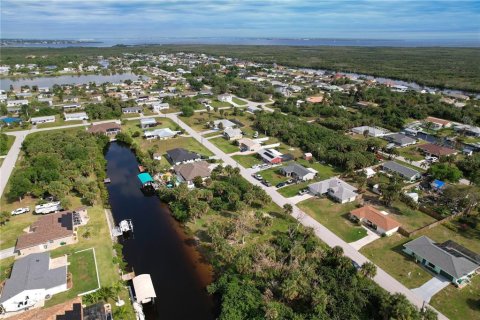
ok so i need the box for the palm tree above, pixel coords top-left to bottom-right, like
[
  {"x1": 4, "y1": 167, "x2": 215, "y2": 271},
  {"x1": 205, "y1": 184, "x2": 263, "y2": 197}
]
[
  {"x1": 283, "y1": 203, "x2": 293, "y2": 215},
  {"x1": 359, "y1": 261, "x2": 377, "y2": 278}
]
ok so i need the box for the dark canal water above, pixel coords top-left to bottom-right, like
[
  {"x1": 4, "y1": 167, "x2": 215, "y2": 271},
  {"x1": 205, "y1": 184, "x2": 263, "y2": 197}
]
[{"x1": 104, "y1": 142, "x2": 216, "y2": 320}]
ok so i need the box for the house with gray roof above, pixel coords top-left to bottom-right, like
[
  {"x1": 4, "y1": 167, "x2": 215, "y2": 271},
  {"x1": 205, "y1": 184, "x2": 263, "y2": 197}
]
[
  {"x1": 403, "y1": 236, "x2": 480, "y2": 287},
  {"x1": 0, "y1": 252, "x2": 68, "y2": 313},
  {"x1": 383, "y1": 133, "x2": 417, "y2": 147},
  {"x1": 382, "y1": 161, "x2": 421, "y2": 182},
  {"x1": 144, "y1": 128, "x2": 178, "y2": 140},
  {"x1": 308, "y1": 178, "x2": 358, "y2": 203},
  {"x1": 280, "y1": 163, "x2": 317, "y2": 181},
  {"x1": 351, "y1": 126, "x2": 388, "y2": 137}
]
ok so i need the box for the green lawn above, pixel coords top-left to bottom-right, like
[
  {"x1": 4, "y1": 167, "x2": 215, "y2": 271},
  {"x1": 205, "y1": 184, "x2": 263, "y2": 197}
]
[
  {"x1": 0, "y1": 257, "x2": 14, "y2": 283},
  {"x1": 397, "y1": 145, "x2": 425, "y2": 162},
  {"x1": 203, "y1": 131, "x2": 222, "y2": 138},
  {"x1": 297, "y1": 198, "x2": 367, "y2": 243},
  {"x1": 122, "y1": 117, "x2": 180, "y2": 135},
  {"x1": 1, "y1": 135, "x2": 15, "y2": 156},
  {"x1": 360, "y1": 234, "x2": 433, "y2": 289},
  {"x1": 431, "y1": 275, "x2": 480, "y2": 320},
  {"x1": 259, "y1": 166, "x2": 289, "y2": 185},
  {"x1": 232, "y1": 154, "x2": 263, "y2": 168},
  {"x1": 232, "y1": 97, "x2": 248, "y2": 105},
  {"x1": 211, "y1": 100, "x2": 232, "y2": 108},
  {"x1": 376, "y1": 200, "x2": 437, "y2": 232},
  {"x1": 209, "y1": 137, "x2": 239, "y2": 154},
  {"x1": 36, "y1": 115, "x2": 84, "y2": 129}
]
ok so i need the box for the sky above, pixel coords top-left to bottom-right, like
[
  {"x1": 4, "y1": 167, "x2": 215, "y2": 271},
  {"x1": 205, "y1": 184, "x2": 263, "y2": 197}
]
[{"x1": 1, "y1": 0, "x2": 479, "y2": 41}]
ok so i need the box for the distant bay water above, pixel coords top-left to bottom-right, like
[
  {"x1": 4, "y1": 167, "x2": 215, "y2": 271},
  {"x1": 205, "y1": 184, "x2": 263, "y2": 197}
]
[{"x1": 2, "y1": 37, "x2": 479, "y2": 48}]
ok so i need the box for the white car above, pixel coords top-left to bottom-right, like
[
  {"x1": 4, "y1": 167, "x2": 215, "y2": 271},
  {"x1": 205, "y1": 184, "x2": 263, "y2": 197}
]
[
  {"x1": 11, "y1": 207, "x2": 30, "y2": 215},
  {"x1": 425, "y1": 156, "x2": 438, "y2": 162}
]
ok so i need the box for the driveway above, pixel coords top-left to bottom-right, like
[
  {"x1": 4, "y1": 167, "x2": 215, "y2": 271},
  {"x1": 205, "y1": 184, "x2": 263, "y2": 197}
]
[
  {"x1": 412, "y1": 275, "x2": 451, "y2": 303},
  {"x1": 349, "y1": 226, "x2": 380, "y2": 250},
  {"x1": 289, "y1": 193, "x2": 313, "y2": 204},
  {"x1": 0, "y1": 247, "x2": 15, "y2": 260}
]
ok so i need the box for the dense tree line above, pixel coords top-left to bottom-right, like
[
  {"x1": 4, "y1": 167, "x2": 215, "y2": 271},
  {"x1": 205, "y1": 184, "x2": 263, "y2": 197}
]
[
  {"x1": 255, "y1": 112, "x2": 379, "y2": 170},
  {"x1": 159, "y1": 165, "x2": 436, "y2": 319},
  {"x1": 7, "y1": 130, "x2": 109, "y2": 206},
  {"x1": 84, "y1": 97, "x2": 136, "y2": 120}
]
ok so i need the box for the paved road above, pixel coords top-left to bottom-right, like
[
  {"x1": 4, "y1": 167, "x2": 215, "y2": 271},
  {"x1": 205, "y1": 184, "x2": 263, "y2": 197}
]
[{"x1": 165, "y1": 112, "x2": 447, "y2": 320}]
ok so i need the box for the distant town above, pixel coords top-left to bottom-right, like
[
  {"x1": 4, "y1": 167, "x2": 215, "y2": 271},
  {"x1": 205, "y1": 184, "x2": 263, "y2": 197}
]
[{"x1": 0, "y1": 49, "x2": 479, "y2": 320}]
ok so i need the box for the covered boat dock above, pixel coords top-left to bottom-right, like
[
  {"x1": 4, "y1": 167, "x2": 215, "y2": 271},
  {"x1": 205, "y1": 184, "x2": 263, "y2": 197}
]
[{"x1": 132, "y1": 274, "x2": 157, "y2": 304}]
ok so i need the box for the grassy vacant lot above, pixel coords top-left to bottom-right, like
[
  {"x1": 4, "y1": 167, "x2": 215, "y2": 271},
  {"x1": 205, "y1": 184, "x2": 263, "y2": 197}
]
[
  {"x1": 397, "y1": 144, "x2": 426, "y2": 162},
  {"x1": 259, "y1": 166, "x2": 289, "y2": 185},
  {"x1": 232, "y1": 154, "x2": 263, "y2": 168},
  {"x1": 36, "y1": 115, "x2": 84, "y2": 129},
  {"x1": 179, "y1": 112, "x2": 224, "y2": 132},
  {"x1": 122, "y1": 117, "x2": 180, "y2": 135},
  {"x1": 298, "y1": 198, "x2": 367, "y2": 243},
  {"x1": 232, "y1": 97, "x2": 247, "y2": 105},
  {"x1": 209, "y1": 137, "x2": 239, "y2": 154},
  {"x1": 211, "y1": 100, "x2": 232, "y2": 108},
  {"x1": 431, "y1": 275, "x2": 480, "y2": 320},
  {"x1": 1, "y1": 134, "x2": 15, "y2": 156}
]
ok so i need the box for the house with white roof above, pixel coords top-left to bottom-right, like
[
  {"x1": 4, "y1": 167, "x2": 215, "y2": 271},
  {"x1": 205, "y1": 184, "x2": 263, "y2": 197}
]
[
  {"x1": 64, "y1": 112, "x2": 88, "y2": 121},
  {"x1": 223, "y1": 127, "x2": 243, "y2": 140},
  {"x1": 144, "y1": 128, "x2": 178, "y2": 140},
  {"x1": 30, "y1": 115, "x2": 55, "y2": 125},
  {"x1": 308, "y1": 178, "x2": 358, "y2": 203},
  {"x1": 351, "y1": 126, "x2": 389, "y2": 137}
]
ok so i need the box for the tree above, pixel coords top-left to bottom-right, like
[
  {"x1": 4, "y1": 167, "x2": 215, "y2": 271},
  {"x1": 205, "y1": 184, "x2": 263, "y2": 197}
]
[
  {"x1": 0, "y1": 211, "x2": 10, "y2": 226},
  {"x1": 359, "y1": 261, "x2": 377, "y2": 278},
  {"x1": 8, "y1": 172, "x2": 32, "y2": 201},
  {"x1": 283, "y1": 203, "x2": 293, "y2": 215},
  {"x1": 381, "y1": 175, "x2": 402, "y2": 206},
  {"x1": 181, "y1": 105, "x2": 194, "y2": 117},
  {"x1": 428, "y1": 163, "x2": 462, "y2": 182},
  {"x1": 192, "y1": 176, "x2": 204, "y2": 188}
]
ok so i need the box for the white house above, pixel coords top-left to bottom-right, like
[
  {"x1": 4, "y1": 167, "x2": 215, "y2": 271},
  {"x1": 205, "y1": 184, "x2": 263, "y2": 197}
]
[
  {"x1": 7, "y1": 100, "x2": 29, "y2": 107},
  {"x1": 223, "y1": 127, "x2": 243, "y2": 140},
  {"x1": 30, "y1": 115, "x2": 55, "y2": 125},
  {"x1": 0, "y1": 252, "x2": 68, "y2": 313},
  {"x1": 351, "y1": 126, "x2": 388, "y2": 137},
  {"x1": 151, "y1": 102, "x2": 170, "y2": 112},
  {"x1": 217, "y1": 93, "x2": 233, "y2": 103},
  {"x1": 144, "y1": 128, "x2": 178, "y2": 140},
  {"x1": 64, "y1": 112, "x2": 88, "y2": 121},
  {"x1": 247, "y1": 106, "x2": 261, "y2": 114},
  {"x1": 213, "y1": 119, "x2": 236, "y2": 130}
]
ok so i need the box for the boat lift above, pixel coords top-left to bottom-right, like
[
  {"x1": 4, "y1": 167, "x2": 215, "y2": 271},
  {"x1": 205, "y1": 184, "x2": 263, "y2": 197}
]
[{"x1": 112, "y1": 219, "x2": 134, "y2": 237}]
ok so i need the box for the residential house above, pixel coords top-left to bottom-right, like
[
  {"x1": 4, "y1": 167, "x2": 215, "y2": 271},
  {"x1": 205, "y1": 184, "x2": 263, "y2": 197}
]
[
  {"x1": 383, "y1": 133, "x2": 417, "y2": 147},
  {"x1": 140, "y1": 117, "x2": 157, "y2": 129},
  {"x1": 213, "y1": 119, "x2": 236, "y2": 130},
  {"x1": 122, "y1": 106, "x2": 143, "y2": 114},
  {"x1": 418, "y1": 143, "x2": 458, "y2": 157},
  {"x1": 351, "y1": 126, "x2": 388, "y2": 137},
  {"x1": 144, "y1": 128, "x2": 178, "y2": 140},
  {"x1": 350, "y1": 206, "x2": 401, "y2": 236},
  {"x1": 151, "y1": 102, "x2": 169, "y2": 112},
  {"x1": 0, "y1": 252, "x2": 68, "y2": 313},
  {"x1": 64, "y1": 112, "x2": 88, "y2": 121},
  {"x1": 247, "y1": 106, "x2": 261, "y2": 113},
  {"x1": 403, "y1": 236, "x2": 480, "y2": 287},
  {"x1": 306, "y1": 96, "x2": 324, "y2": 103},
  {"x1": 381, "y1": 161, "x2": 421, "y2": 182},
  {"x1": 37, "y1": 97, "x2": 53, "y2": 106},
  {"x1": 217, "y1": 93, "x2": 233, "y2": 103},
  {"x1": 424, "y1": 116, "x2": 452, "y2": 130},
  {"x1": 7, "y1": 99, "x2": 29, "y2": 107},
  {"x1": 15, "y1": 210, "x2": 83, "y2": 256},
  {"x1": 454, "y1": 124, "x2": 480, "y2": 137},
  {"x1": 308, "y1": 178, "x2": 358, "y2": 203},
  {"x1": 280, "y1": 163, "x2": 317, "y2": 181},
  {"x1": 258, "y1": 148, "x2": 283, "y2": 164},
  {"x1": 174, "y1": 161, "x2": 212, "y2": 188},
  {"x1": 30, "y1": 115, "x2": 55, "y2": 125},
  {"x1": 223, "y1": 127, "x2": 243, "y2": 141},
  {"x1": 238, "y1": 138, "x2": 261, "y2": 152},
  {"x1": 87, "y1": 122, "x2": 121, "y2": 135},
  {"x1": 63, "y1": 104, "x2": 82, "y2": 111},
  {"x1": 166, "y1": 148, "x2": 202, "y2": 165}
]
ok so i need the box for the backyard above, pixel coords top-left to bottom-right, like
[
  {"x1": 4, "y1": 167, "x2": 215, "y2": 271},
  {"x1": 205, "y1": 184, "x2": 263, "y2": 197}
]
[
  {"x1": 397, "y1": 143, "x2": 427, "y2": 162},
  {"x1": 297, "y1": 198, "x2": 367, "y2": 243}
]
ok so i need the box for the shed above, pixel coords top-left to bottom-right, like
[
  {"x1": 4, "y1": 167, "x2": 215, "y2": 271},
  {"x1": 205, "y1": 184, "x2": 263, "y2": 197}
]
[{"x1": 132, "y1": 274, "x2": 157, "y2": 304}]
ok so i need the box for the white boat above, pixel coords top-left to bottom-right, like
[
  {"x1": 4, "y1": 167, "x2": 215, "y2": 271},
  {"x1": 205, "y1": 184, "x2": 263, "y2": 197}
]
[
  {"x1": 34, "y1": 201, "x2": 62, "y2": 214},
  {"x1": 112, "y1": 219, "x2": 133, "y2": 237}
]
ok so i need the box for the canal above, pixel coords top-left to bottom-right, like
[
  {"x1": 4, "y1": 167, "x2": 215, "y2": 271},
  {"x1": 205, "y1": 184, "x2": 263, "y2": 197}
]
[{"x1": 104, "y1": 142, "x2": 215, "y2": 320}]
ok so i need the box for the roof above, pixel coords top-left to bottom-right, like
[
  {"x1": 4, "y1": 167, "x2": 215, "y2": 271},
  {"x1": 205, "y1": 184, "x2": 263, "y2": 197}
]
[
  {"x1": 224, "y1": 127, "x2": 242, "y2": 137},
  {"x1": 281, "y1": 163, "x2": 316, "y2": 178},
  {"x1": 350, "y1": 206, "x2": 401, "y2": 231},
  {"x1": 144, "y1": 128, "x2": 177, "y2": 139},
  {"x1": 64, "y1": 112, "x2": 87, "y2": 118},
  {"x1": 258, "y1": 148, "x2": 283, "y2": 161},
  {"x1": 425, "y1": 116, "x2": 451, "y2": 126},
  {"x1": 213, "y1": 119, "x2": 236, "y2": 128},
  {"x1": 122, "y1": 106, "x2": 142, "y2": 112},
  {"x1": 166, "y1": 148, "x2": 201, "y2": 164},
  {"x1": 351, "y1": 126, "x2": 387, "y2": 136},
  {"x1": 132, "y1": 274, "x2": 157, "y2": 303},
  {"x1": 238, "y1": 138, "x2": 260, "y2": 148},
  {"x1": 15, "y1": 212, "x2": 74, "y2": 251},
  {"x1": 138, "y1": 172, "x2": 154, "y2": 185},
  {"x1": 87, "y1": 122, "x2": 121, "y2": 134},
  {"x1": 0, "y1": 252, "x2": 67, "y2": 304},
  {"x1": 382, "y1": 161, "x2": 420, "y2": 179},
  {"x1": 174, "y1": 161, "x2": 211, "y2": 181},
  {"x1": 140, "y1": 117, "x2": 157, "y2": 125},
  {"x1": 308, "y1": 178, "x2": 357, "y2": 201},
  {"x1": 431, "y1": 179, "x2": 446, "y2": 189},
  {"x1": 404, "y1": 236, "x2": 480, "y2": 279},
  {"x1": 384, "y1": 133, "x2": 416, "y2": 145},
  {"x1": 418, "y1": 143, "x2": 457, "y2": 156},
  {"x1": 31, "y1": 116, "x2": 55, "y2": 121}
]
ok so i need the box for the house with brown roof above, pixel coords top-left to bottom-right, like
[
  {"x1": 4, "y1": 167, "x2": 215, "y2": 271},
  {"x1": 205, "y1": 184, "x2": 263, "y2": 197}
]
[
  {"x1": 424, "y1": 116, "x2": 452, "y2": 130},
  {"x1": 418, "y1": 143, "x2": 457, "y2": 157},
  {"x1": 174, "y1": 161, "x2": 212, "y2": 188},
  {"x1": 87, "y1": 122, "x2": 121, "y2": 135},
  {"x1": 350, "y1": 206, "x2": 401, "y2": 236},
  {"x1": 15, "y1": 209, "x2": 87, "y2": 256}
]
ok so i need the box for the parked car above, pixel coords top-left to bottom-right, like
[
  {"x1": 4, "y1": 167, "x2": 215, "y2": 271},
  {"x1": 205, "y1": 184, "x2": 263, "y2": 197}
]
[
  {"x1": 276, "y1": 182, "x2": 286, "y2": 188},
  {"x1": 261, "y1": 180, "x2": 272, "y2": 187},
  {"x1": 425, "y1": 156, "x2": 438, "y2": 162},
  {"x1": 252, "y1": 173, "x2": 263, "y2": 180},
  {"x1": 285, "y1": 179, "x2": 294, "y2": 185},
  {"x1": 11, "y1": 207, "x2": 30, "y2": 215},
  {"x1": 298, "y1": 189, "x2": 309, "y2": 195}
]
